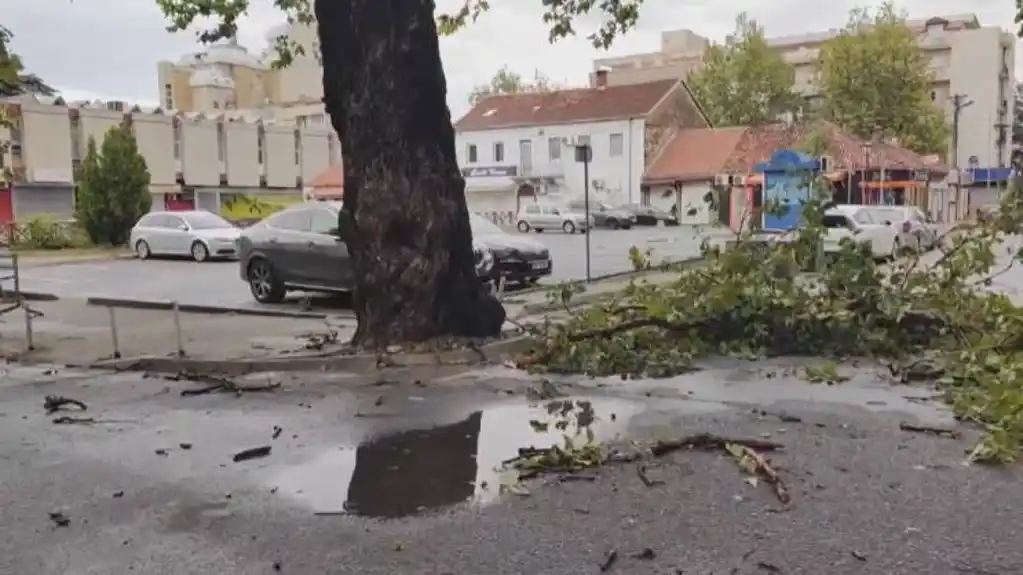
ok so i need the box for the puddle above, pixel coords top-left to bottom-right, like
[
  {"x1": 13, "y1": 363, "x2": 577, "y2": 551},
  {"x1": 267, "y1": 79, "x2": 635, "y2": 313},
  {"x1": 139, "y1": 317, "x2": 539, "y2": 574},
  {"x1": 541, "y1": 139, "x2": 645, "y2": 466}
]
[{"x1": 269, "y1": 396, "x2": 642, "y2": 519}]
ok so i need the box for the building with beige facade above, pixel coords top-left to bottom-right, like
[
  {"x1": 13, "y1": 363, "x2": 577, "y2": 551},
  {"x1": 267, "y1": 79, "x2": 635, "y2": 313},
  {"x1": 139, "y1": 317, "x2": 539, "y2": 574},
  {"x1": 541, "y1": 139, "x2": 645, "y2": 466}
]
[
  {"x1": 156, "y1": 22, "x2": 329, "y2": 129},
  {"x1": 0, "y1": 93, "x2": 342, "y2": 223},
  {"x1": 593, "y1": 14, "x2": 1016, "y2": 172}
]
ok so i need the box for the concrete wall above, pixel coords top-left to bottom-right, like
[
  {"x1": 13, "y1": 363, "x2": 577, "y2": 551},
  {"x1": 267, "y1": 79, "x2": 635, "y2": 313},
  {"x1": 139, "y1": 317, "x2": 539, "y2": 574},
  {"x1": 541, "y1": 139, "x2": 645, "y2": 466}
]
[
  {"x1": 18, "y1": 100, "x2": 73, "y2": 184},
  {"x1": 299, "y1": 129, "x2": 330, "y2": 183},
  {"x1": 264, "y1": 125, "x2": 298, "y2": 188},
  {"x1": 132, "y1": 114, "x2": 176, "y2": 186},
  {"x1": 77, "y1": 108, "x2": 123, "y2": 155},
  {"x1": 180, "y1": 117, "x2": 220, "y2": 186},
  {"x1": 225, "y1": 121, "x2": 260, "y2": 186}
]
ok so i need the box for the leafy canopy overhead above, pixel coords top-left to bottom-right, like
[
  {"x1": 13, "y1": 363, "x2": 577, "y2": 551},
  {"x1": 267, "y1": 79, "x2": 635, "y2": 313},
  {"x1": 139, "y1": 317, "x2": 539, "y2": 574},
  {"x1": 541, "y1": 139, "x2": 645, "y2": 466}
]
[
  {"x1": 0, "y1": 25, "x2": 56, "y2": 98},
  {"x1": 816, "y1": 2, "x2": 948, "y2": 155},
  {"x1": 469, "y1": 65, "x2": 556, "y2": 106},
  {"x1": 687, "y1": 13, "x2": 801, "y2": 127},
  {"x1": 156, "y1": 0, "x2": 645, "y2": 68}
]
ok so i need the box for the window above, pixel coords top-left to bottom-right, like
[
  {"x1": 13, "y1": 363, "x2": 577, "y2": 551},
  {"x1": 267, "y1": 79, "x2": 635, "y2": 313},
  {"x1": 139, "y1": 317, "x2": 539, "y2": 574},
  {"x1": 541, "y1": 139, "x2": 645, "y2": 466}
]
[
  {"x1": 257, "y1": 127, "x2": 265, "y2": 164},
  {"x1": 494, "y1": 142, "x2": 504, "y2": 162},
  {"x1": 467, "y1": 144, "x2": 478, "y2": 163},
  {"x1": 525, "y1": 205, "x2": 540, "y2": 214},
  {"x1": 267, "y1": 209, "x2": 311, "y2": 231},
  {"x1": 163, "y1": 83, "x2": 174, "y2": 109},
  {"x1": 852, "y1": 210, "x2": 875, "y2": 225},
  {"x1": 213, "y1": 101, "x2": 220, "y2": 109},
  {"x1": 576, "y1": 135, "x2": 591, "y2": 147},
  {"x1": 548, "y1": 137, "x2": 561, "y2": 160},
  {"x1": 172, "y1": 122, "x2": 182, "y2": 160},
  {"x1": 822, "y1": 215, "x2": 852, "y2": 229},
  {"x1": 164, "y1": 215, "x2": 187, "y2": 230},
  {"x1": 310, "y1": 209, "x2": 338, "y2": 235},
  {"x1": 609, "y1": 133, "x2": 624, "y2": 157},
  {"x1": 930, "y1": 91, "x2": 936, "y2": 101},
  {"x1": 183, "y1": 212, "x2": 233, "y2": 229}
]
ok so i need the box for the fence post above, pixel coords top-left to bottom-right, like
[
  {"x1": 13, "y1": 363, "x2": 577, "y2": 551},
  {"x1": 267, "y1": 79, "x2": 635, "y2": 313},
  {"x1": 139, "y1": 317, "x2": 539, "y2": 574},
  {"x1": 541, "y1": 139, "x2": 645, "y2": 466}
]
[
  {"x1": 107, "y1": 307, "x2": 121, "y2": 359},
  {"x1": 172, "y1": 301, "x2": 185, "y2": 357},
  {"x1": 11, "y1": 254, "x2": 33, "y2": 351}
]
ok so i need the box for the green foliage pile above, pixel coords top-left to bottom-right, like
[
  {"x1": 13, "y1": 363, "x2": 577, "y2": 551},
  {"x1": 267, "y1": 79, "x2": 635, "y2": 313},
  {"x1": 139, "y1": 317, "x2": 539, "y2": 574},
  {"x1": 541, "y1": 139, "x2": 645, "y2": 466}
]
[
  {"x1": 75, "y1": 126, "x2": 152, "y2": 246},
  {"x1": 13, "y1": 215, "x2": 91, "y2": 250},
  {"x1": 522, "y1": 179, "x2": 1023, "y2": 463}
]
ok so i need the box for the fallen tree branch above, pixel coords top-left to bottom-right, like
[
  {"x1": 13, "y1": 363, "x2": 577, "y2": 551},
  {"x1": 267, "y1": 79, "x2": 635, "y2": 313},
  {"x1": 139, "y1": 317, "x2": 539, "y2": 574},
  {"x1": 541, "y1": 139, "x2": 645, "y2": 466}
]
[
  {"x1": 899, "y1": 422, "x2": 962, "y2": 439},
  {"x1": 44, "y1": 395, "x2": 87, "y2": 414},
  {"x1": 649, "y1": 433, "x2": 784, "y2": 457}
]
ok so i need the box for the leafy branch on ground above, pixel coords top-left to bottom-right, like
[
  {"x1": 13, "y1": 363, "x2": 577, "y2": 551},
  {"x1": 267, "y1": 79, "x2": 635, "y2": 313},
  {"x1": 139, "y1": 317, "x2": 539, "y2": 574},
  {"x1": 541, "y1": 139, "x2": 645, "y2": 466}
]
[{"x1": 519, "y1": 174, "x2": 1023, "y2": 464}]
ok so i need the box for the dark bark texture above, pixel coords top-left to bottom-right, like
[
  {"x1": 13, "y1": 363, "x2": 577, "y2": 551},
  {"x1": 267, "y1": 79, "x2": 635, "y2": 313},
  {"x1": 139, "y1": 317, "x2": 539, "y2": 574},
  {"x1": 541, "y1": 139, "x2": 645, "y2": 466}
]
[{"x1": 315, "y1": 0, "x2": 506, "y2": 346}]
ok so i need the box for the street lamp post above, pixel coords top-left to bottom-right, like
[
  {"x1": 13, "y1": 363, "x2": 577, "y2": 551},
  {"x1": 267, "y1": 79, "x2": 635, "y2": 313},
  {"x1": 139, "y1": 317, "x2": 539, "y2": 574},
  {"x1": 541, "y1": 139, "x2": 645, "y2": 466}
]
[
  {"x1": 574, "y1": 142, "x2": 593, "y2": 282},
  {"x1": 951, "y1": 93, "x2": 974, "y2": 221}
]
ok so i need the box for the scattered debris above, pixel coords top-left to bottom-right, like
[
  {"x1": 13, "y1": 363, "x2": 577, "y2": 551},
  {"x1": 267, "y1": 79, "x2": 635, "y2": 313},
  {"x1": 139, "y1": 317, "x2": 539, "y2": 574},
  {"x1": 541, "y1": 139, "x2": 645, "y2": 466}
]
[
  {"x1": 272, "y1": 425, "x2": 283, "y2": 440},
  {"x1": 51, "y1": 416, "x2": 96, "y2": 425},
  {"x1": 599, "y1": 549, "x2": 619, "y2": 572},
  {"x1": 179, "y1": 443, "x2": 193, "y2": 450},
  {"x1": 756, "y1": 561, "x2": 782, "y2": 572},
  {"x1": 112, "y1": 491, "x2": 124, "y2": 498},
  {"x1": 155, "y1": 449, "x2": 169, "y2": 456},
  {"x1": 272, "y1": 560, "x2": 282, "y2": 572},
  {"x1": 232, "y1": 445, "x2": 272, "y2": 463},
  {"x1": 44, "y1": 395, "x2": 87, "y2": 414},
  {"x1": 724, "y1": 442, "x2": 791, "y2": 506},
  {"x1": 801, "y1": 363, "x2": 850, "y2": 385},
  {"x1": 636, "y1": 464, "x2": 664, "y2": 487},
  {"x1": 850, "y1": 550, "x2": 867, "y2": 561},
  {"x1": 178, "y1": 373, "x2": 282, "y2": 396},
  {"x1": 753, "y1": 409, "x2": 802, "y2": 423},
  {"x1": 48, "y1": 511, "x2": 70, "y2": 527},
  {"x1": 631, "y1": 548, "x2": 656, "y2": 560},
  {"x1": 899, "y1": 422, "x2": 962, "y2": 439}
]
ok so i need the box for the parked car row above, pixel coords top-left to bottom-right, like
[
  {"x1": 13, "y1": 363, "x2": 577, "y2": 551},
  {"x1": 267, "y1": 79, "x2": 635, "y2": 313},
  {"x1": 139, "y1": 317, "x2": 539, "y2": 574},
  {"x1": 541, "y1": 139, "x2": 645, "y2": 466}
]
[
  {"x1": 514, "y1": 201, "x2": 679, "y2": 234},
  {"x1": 769, "y1": 204, "x2": 939, "y2": 259},
  {"x1": 128, "y1": 204, "x2": 553, "y2": 304}
]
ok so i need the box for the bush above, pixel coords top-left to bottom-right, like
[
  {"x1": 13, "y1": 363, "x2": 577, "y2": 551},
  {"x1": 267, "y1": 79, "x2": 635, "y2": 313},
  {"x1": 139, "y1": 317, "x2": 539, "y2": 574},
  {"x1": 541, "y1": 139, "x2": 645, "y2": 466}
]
[
  {"x1": 11, "y1": 215, "x2": 91, "y2": 250},
  {"x1": 75, "y1": 125, "x2": 152, "y2": 246}
]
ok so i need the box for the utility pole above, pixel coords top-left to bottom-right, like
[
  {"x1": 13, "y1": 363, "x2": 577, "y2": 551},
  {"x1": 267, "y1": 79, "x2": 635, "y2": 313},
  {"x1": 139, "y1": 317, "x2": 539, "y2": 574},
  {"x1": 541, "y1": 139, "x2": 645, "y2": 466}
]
[{"x1": 950, "y1": 93, "x2": 973, "y2": 221}]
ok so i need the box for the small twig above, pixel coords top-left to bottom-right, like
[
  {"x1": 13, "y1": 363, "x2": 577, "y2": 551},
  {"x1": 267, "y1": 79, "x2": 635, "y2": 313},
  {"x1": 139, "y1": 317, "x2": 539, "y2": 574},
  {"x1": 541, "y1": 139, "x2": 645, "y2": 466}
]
[
  {"x1": 599, "y1": 549, "x2": 619, "y2": 572},
  {"x1": 898, "y1": 422, "x2": 962, "y2": 439},
  {"x1": 51, "y1": 416, "x2": 96, "y2": 425},
  {"x1": 730, "y1": 443, "x2": 791, "y2": 506},
  {"x1": 636, "y1": 464, "x2": 664, "y2": 487},
  {"x1": 650, "y1": 433, "x2": 784, "y2": 457}
]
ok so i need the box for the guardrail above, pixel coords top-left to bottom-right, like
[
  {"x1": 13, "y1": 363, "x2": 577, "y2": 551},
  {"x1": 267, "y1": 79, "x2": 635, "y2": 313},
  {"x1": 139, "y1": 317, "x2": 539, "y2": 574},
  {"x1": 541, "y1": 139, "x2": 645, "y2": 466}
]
[{"x1": 0, "y1": 250, "x2": 35, "y2": 351}]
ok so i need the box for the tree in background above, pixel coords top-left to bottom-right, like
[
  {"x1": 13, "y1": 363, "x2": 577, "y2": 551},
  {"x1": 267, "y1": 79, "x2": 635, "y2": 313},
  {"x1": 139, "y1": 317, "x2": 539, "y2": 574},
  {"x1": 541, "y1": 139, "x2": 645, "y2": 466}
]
[
  {"x1": 156, "y1": 0, "x2": 644, "y2": 346},
  {"x1": 0, "y1": 25, "x2": 55, "y2": 97},
  {"x1": 687, "y1": 13, "x2": 801, "y2": 127},
  {"x1": 816, "y1": 3, "x2": 948, "y2": 155},
  {"x1": 469, "y1": 66, "x2": 556, "y2": 106},
  {"x1": 75, "y1": 126, "x2": 152, "y2": 246}
]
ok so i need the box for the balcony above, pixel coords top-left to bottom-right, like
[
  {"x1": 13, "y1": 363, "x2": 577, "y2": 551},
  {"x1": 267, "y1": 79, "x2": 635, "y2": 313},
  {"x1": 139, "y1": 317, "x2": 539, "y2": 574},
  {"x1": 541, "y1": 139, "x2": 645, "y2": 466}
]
[{"x1": 515, "y1": 162, "x2": 564, "y2": 181}]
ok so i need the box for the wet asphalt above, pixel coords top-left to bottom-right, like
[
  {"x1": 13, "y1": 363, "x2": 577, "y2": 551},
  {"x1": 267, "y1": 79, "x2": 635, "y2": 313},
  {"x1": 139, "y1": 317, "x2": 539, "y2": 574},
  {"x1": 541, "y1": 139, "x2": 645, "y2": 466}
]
[
  {"x1": 14, "y1": 226, "x2": 720, "y2": 309},
  {"x1": 1, "y1": 358, "x2": 1020, "y2": 574}
]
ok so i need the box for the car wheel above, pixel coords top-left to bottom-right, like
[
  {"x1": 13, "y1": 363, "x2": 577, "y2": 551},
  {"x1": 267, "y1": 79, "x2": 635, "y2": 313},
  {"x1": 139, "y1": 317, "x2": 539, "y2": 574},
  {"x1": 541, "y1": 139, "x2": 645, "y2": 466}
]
[
  {"x1": 247, "y1": 258, "x2": 286, "y2": 303},
  {"x1": 517, "y1": 220, "x2": 530, "y2": 233},
  {"x1": 562, "y1": 220, "x2": 576, "y2": 234},
  {"x1": 135, "y1": 239, "x2": 151, "y2": 260},
  {"x1": 190, "y1": 241, "x2": 210, "y2": 262},
  {"x1": 607, "y1": 218, "x2": 619, "y2": 230}
]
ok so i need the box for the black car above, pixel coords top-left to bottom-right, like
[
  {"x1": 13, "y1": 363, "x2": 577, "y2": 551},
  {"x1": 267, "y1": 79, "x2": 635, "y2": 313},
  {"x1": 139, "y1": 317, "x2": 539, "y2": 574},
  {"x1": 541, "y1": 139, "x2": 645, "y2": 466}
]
[
  {"x1": 621, "y1": 203, "x2": 679, "y2": 226},
  {"x1": 471, "y1": 213, "x2": 552, "y2": 285},
  {"x1": 237, "y1": 202, "x2": 551, "y2": 303}
]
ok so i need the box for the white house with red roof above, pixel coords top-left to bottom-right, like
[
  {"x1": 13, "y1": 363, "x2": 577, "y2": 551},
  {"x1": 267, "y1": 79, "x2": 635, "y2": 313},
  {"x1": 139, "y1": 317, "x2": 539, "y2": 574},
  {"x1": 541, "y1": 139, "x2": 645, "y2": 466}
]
[{"x1": 453, "y1": 70, "x2": 711, "y2": 220}]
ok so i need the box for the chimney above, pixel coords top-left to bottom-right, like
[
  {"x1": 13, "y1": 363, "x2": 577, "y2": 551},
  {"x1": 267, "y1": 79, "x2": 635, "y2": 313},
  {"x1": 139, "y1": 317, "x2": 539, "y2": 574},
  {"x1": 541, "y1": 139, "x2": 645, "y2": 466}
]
[{"x1": 595, "y1": 66, "x2": 611, "y2": 90}]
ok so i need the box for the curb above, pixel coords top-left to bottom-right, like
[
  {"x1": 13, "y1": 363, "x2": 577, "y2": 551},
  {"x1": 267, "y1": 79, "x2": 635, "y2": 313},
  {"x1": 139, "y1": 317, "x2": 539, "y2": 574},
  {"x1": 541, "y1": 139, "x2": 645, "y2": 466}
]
[
  {"x1": 6, "y1": 290, "x2": 61, "y2": 302},
  {"x1": 84, "y1": 296, "x2": 345, "y2": 320},
  {"x1": 510, "y1": 255, "x2": 704, "y2": 297},
  {"x1": 15, "y1": 252, "x2": 135, "y2": 268},
  {"x1": 91, "y1": 334, "x2": 534, "y2": 375}
]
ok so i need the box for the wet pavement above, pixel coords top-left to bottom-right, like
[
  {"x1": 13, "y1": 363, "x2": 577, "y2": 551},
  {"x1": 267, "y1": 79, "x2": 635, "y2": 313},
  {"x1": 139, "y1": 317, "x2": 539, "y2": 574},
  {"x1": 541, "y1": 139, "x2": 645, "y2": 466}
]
[
  {"x1": 1, "y1": 358, "x2": 1021, "y2": 574},
  {"x1": 15, "y1": 227, "x2": 721, "y2": 309}
]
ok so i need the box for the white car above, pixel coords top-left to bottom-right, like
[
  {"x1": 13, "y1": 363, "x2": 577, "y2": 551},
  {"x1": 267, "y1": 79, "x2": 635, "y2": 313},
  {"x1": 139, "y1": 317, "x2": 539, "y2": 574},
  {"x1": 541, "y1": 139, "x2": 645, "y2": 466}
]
[
  {"x1": 130, "y1": 210, "x2": 241, "y2": 262},
  {"x1": 515, "y1": 204, "x2": 594, "y2": 234},
  {"x1": 866, "y1": 206, "x2": 938, "y2": 252},
  {"x1": 772, "y1": 205, "x2": 900, "y2": 259}
]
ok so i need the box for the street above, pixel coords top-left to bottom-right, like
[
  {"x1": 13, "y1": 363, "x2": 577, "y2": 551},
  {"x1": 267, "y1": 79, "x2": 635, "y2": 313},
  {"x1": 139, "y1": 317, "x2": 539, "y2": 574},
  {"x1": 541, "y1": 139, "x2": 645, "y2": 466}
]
[
  {"x1": 0, "y1": 358, "x2": 1020, "y2": 574},
  {"x1": 15, "y1": 226, "x2": 725, "y2": 308}
]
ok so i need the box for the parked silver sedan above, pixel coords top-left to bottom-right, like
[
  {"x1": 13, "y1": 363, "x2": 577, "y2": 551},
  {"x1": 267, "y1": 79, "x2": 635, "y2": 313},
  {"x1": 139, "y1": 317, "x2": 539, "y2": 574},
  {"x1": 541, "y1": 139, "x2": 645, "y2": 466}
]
[{"x1": 130, "y1": 210, "x2": 241, "y2": 262}]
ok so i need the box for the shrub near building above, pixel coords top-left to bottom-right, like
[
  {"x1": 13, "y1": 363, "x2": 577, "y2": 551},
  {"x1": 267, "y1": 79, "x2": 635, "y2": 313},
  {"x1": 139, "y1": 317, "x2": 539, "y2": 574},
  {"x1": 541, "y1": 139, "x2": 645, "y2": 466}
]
[{"x1": 75, "y1": 125, "x2": 152, "y2": 246}]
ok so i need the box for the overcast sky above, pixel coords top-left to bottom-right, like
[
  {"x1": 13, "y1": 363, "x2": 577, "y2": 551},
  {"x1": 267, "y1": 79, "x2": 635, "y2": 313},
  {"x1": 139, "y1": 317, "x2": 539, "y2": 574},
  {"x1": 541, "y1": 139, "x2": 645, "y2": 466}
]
[{"x1": 5, "y1": 0, "x2": 1017, "y2": 120}]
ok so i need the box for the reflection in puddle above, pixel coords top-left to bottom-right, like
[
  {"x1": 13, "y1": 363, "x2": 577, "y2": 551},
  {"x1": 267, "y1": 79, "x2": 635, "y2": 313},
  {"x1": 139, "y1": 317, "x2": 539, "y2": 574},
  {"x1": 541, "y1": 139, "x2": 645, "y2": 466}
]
[{"x1": 270, "y1": 397, "x2": 641, "y2": 518}]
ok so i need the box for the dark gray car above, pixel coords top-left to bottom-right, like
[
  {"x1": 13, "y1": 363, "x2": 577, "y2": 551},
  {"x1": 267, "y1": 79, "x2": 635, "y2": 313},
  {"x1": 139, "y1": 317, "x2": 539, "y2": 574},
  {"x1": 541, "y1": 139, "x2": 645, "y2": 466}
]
[
  {"x1": 238, "y1": 202, "x2": 550, "y2": 303},
  {"x1": 621, "y1": 204, "x2": 679, "y2": 226},
  {"x1": 566, "y1": 200, "x2": 635, "y2": 229}
]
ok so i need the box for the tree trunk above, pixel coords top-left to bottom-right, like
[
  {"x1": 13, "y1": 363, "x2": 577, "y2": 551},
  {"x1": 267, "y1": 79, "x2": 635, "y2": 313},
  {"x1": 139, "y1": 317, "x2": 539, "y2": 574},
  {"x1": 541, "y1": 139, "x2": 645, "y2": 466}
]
[{"x1": 314, "y1": 0, "x2": 506, "y2": 347}]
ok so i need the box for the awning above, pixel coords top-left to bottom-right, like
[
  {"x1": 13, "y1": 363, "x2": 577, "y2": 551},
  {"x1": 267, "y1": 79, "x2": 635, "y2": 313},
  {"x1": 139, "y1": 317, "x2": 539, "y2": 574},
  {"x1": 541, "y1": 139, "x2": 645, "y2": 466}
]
[{"x1": 859, "y1": 181, "x2": 920, "y2": 189}]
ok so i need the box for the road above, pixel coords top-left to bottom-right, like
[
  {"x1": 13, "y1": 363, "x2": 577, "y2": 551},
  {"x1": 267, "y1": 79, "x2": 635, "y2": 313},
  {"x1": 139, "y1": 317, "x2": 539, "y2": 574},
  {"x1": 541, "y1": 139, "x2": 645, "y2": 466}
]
[
  {"x1": 15, "y1": 226, "x2": 725, "y2": 308},
  {"x1": 1, "y1": 358, "x2": 1020, "y2": 574}
]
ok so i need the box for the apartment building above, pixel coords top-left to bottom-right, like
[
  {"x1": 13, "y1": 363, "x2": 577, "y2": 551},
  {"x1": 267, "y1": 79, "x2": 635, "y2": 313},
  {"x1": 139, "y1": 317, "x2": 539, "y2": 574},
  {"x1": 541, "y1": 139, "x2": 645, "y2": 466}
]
[
  {"x1": 155, "y1": 22, "x2": 328, "y2": 128},
  {"x1": 593, "y1": 14, "x2": 1016, "y2": 173},
  {"x1": 453, "y1": 72, "x2": 710, "y2": 221},
  {"x1": 0, "y1": 93, "x2": 342, "y2": 223}
]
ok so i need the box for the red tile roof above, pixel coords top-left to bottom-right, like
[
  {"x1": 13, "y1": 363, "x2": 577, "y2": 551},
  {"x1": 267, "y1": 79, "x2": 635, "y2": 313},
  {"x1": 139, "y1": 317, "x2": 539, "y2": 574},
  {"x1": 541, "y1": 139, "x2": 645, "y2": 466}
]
[
  {"x1": 644, "y1": 127, "x2": 748, "y2": 184},
  {"x1": 454, "y1": 79, "x2": 679, "y2": 132},
  {"x1": 310, "y1": 166, "x2": 342, "y2": 189},
  {"x1": 643, "y1": 121, "x2": 948, "y2": 184}
]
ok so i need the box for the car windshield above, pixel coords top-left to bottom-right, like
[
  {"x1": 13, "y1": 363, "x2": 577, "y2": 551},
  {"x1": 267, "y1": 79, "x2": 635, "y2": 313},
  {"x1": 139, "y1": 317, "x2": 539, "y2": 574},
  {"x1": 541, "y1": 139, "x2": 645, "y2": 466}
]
[
  {"x1": 469, "y1": 213, "x2": 504, "y2": 236},
  {"x1": 822, "y1": 215, "x2": 850, "y2": 228},
  {"x1": 869, "y1": 207, "x2": 906, "y2": 222},
  {"x1": 184, "y1": 212, "x2": 234, "y2": 230}
]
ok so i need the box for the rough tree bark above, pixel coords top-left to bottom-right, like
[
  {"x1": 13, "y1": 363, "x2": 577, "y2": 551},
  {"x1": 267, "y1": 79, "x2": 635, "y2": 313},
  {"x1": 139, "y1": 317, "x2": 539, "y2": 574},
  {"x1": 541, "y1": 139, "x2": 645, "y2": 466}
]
[{"x1": 315, "y1": 0, "x2": 506, "y2": 347}]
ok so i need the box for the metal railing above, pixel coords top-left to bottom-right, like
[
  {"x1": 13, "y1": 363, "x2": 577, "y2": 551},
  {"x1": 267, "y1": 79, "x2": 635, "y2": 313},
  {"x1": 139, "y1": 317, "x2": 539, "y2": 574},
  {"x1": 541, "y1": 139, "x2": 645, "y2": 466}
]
[{"x1": 0, "y1": 250, "x2": 35, "y2": 350}]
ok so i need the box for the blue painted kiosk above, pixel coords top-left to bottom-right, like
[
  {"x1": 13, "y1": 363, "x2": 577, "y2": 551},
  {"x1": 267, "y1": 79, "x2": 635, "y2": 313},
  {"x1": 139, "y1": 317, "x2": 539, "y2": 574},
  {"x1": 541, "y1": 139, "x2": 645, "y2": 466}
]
[{"x1": 753, "y1": 149, "x2": 824, "y2": 230}]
